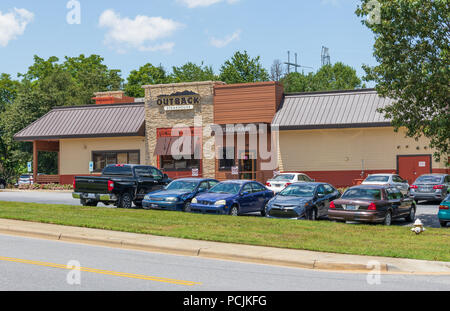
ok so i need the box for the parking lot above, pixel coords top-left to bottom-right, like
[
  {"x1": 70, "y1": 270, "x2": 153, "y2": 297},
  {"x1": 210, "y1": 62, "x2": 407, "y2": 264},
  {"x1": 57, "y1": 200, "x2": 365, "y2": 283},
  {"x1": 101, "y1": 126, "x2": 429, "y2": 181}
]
[{"x1": 0, "y1": 190, "x2": 445, "y2": 228}]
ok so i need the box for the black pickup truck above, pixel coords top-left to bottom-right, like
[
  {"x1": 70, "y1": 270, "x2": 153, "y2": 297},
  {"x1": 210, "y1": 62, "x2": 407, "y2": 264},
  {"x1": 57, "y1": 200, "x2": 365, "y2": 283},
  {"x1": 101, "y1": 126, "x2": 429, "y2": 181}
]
[{"x1": 72, "y1": 164, "x2": 171, "y2": 209}]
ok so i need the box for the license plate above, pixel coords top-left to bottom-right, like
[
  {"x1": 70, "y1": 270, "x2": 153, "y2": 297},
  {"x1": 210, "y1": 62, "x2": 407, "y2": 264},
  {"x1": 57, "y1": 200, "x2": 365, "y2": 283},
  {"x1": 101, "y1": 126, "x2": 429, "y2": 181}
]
[
  {"x1": 275, "y1": 184, "x2": 281, "y2": 187},
  {"x1": 150, "y1": 204, "x2": 159, "y2": 208},
  {"x1": 86, "y1": 193, "x2": 96, "y2": 199},
  {"x1": 345, "y1": 205, "x2": 357, "y2": 210}
]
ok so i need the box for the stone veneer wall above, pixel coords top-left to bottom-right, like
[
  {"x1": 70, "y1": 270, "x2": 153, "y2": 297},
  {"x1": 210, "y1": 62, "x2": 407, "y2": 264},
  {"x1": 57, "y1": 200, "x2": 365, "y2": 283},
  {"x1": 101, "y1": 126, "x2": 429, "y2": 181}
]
[{"x1": 143, "y1": 81, "x2": 225, "y2": 179}]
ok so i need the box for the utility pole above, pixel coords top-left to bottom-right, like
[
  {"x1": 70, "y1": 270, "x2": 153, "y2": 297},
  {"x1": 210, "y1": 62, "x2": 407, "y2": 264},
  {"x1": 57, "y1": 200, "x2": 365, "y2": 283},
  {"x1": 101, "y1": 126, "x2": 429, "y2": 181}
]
[{"x1": 285, "y1": 51, "x2": 313, "y2": 74}]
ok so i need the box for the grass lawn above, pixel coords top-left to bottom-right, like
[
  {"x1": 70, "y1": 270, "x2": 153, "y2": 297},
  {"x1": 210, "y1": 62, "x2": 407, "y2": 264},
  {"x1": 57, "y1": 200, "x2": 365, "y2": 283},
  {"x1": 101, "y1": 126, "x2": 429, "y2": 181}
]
[{"x1": 0, "y1": 201, "x2": 448, "y2": 262}]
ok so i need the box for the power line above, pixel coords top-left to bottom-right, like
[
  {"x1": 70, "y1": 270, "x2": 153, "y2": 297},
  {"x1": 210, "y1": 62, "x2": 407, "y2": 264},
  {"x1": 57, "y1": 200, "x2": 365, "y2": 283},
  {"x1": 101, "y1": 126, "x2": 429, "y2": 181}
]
[{"x1": 284, "y1": 51, "x2": 313, "y2": 74}]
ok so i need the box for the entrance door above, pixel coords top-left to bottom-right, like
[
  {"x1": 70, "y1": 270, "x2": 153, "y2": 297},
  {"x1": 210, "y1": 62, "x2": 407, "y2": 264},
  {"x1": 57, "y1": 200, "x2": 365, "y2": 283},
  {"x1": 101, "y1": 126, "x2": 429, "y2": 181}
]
[
  {"x1": 397, "y1": 155, "x2": 432, "y2": 184},
  {"x1": 238, "y1": 151, "x2": 257, "y2": 180}
]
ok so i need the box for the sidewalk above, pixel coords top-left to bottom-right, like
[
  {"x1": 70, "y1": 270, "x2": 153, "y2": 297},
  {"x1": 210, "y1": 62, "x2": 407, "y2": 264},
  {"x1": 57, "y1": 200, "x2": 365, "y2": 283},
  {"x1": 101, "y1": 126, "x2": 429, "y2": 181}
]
[
  {"x1": 0, "y1": 189, "x2": 72, "y2": 193},
  {"x1": 0, "y1": 218, "x2": 449, "y2": 274}
]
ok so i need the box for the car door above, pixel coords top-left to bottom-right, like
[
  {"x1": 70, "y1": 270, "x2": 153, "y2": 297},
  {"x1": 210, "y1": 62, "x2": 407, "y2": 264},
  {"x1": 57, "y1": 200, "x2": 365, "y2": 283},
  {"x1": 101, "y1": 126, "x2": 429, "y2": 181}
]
[
  {"x1": 238, "y1": 183, "x2": 255, "y2": 213},
  {"x1": 315, "y1": 185, "x2": 329, "y2": 217},
  {"x1": 250, "y1": 182, "x2": 268, "y2": 212},
  {"x1": 386, "y1": 187, "x2": 403, "y2": 218}
]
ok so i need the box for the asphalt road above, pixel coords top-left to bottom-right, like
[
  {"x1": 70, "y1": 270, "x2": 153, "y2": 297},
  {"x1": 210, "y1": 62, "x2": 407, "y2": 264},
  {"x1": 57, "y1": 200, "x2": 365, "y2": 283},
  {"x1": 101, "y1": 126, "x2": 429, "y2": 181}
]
[
  {"x1": 0, "y1": 190, "x2": 445, "y2": 228},
  {"x1": 0, "y1": 234, "x2": 449, "y2": 291}
]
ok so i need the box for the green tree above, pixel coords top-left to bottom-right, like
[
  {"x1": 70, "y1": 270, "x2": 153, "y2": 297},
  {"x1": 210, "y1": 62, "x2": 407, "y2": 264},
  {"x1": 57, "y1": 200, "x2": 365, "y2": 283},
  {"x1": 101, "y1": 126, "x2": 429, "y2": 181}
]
[
  {"x1": 124, "y1": 63, "x2": 171, "y2": 98},
  {"x1": 219, "y1": 51, "x2": 269, "y2": 84},
  {"x1": 356, "y1": 0, "x2": 450, "y2": 161},
  {"x1": 171, "y1": 62, "x2": 217, "y2": 83},
  {"x1": 281, "y1": 62, "x2": 363, "y2": 93}
]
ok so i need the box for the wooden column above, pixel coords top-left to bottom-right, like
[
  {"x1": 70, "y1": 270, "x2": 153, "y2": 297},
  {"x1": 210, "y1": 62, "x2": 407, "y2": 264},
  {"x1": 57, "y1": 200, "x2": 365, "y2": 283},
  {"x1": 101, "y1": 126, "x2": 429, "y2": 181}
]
[{"x1": 33, "y1": 141, "x2": 38, "y2": 182}]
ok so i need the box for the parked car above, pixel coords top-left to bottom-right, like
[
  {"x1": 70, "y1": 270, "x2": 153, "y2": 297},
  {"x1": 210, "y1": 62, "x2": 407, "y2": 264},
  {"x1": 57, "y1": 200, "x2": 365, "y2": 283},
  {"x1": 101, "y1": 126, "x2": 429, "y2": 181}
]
[
  {"x1": 438, "y1": 194, "x2": 450, "y2": 228},
  {"x1": 142, "y1": 178, "x2": 219, "y2": 212},
  {"x1": 0, "y1": 178, "x2": 6, "y2": 189},
  {"x1": 265, "y1": 182, "x2": 341, "y2": 220},
  {"x1": 265, "y1": 173, "x2": 314, "y2": 193},
  {"x1": 73, "y1": 164, "x2": 171, "y2": 208},
  {"x1": 15, "y1": 174, "x2": 34, "y2": 187},
  {"x1": 361, "y1": 174, "x2": 410, "y2": 195},
  {"x1": 410, "y1": 174, "x2": 450, "y2": 203},
  {"x1": 190, "y1": 180, "x2": 274, "y2": 216},
  {"x1": 328, "y1": 185, "x2": 416, "y2": 226}
]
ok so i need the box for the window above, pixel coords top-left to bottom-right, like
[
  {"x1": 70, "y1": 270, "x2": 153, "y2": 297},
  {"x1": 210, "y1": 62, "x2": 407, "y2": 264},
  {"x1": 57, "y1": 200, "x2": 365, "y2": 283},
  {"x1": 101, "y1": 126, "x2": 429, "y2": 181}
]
[
  {"x1": 208, "y1": 180, "x2": 219, "y2": 189},
  {"x1": 342, "y1": 188, "x2": 382, "y2": 200},
  {"x1": 317, "y1": 185, "x2": 326, "y2": 195},
  {"x1": 365, "y1": 175, "x2": 390, "y2": 182},
  {"x1": 134, "y1": 166, "x2": 162, "y2": 179},
  {"x1": 323, "y1": 184, "x2": 335, "y2": 194},
  {"x1": 393, "y1": 176, "x2": 404, "y2": 183},
  {"x1": 273, "y1": 174, "x2": 295, "y2": 181},
  {"x1": 218, "y1": 147, "x2": 235, "y2": 171},
  {"x1": 198, "y1": 181, "x2": 209, "y2": 190},
  {"x1": 160, "y1": 155, "x2": 200, "y2": 171},
  {"x1": 92, "y1": 151, "x2": 140, "y2": 172},
  {"x1": 251, "y1": 183, "x2": 266, "y2": 193},
  {"x1": 386, "y1": 188, "x2": 402, "y2": 200},
  {"x1": 102, "y1": 165, "x2": 133, "y2": 176},
  {"x1": 242, "y1": 183, "x2": 253, "y2": 194}
]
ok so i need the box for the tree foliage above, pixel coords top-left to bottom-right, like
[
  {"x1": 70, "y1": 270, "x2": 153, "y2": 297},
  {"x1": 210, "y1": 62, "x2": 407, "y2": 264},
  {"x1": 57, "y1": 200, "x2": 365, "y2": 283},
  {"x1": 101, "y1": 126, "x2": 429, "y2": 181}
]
[
  {"x1": 219, "y1": 51, "x2": 269, "y2": 84},
  {"x1": 124, "y1": 63, "x2": 171, "y2": 98},
  {"x1": 171, "y1": 62, "x2": 217, "y2": 83},
  {"x1": 281, "y1": 62, "x2": 364, "y2": 93},
  {"x1": 356, "y1": 0, "x2": 450, "y2": 161}
]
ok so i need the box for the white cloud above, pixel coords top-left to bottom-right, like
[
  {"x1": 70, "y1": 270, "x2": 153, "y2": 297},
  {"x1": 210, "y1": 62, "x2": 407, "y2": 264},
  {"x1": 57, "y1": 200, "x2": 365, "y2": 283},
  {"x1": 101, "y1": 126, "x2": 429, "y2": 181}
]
[
  {"x1": 178, "y1": 0, "x2": 239, "y2": 8},
  {"x1": 0, "y1": 8, "x2": 34, "y2": 47},
  {"x1": 210, "y1": 30, "x2": 241, "y2": 48},
  {"x1": 99, "y1": 9, "x2": 183, "y2": 53}
]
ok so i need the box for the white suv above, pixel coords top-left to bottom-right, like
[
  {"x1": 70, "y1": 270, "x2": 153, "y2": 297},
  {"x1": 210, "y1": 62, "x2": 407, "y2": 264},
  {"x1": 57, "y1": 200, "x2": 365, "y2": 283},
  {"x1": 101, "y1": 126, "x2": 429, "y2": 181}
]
[
  {"x1": 265, "y1": 173, "x2": 314, "y2": 193},
  {"x1": 362, "y1": 174, "x2": 410, "y2": 195}
]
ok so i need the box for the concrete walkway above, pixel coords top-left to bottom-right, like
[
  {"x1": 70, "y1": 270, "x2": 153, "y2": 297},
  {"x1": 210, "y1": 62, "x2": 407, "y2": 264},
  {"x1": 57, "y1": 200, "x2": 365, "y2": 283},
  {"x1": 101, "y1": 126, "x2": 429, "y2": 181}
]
[{"x1": 0, "y1": 219, "x2": 449, "y2": 274}]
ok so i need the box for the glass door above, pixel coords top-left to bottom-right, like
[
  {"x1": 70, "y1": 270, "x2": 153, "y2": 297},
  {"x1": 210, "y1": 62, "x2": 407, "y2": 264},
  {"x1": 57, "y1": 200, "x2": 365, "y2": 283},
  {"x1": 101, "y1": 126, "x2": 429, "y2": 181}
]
[{"x1": 238, "y1": 150, "x2": 257, "y2": 180}]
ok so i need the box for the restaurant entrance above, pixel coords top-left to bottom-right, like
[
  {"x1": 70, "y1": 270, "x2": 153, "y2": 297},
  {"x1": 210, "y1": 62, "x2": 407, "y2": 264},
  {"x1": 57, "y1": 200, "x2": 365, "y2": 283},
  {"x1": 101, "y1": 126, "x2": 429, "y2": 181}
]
[{"x1": 239, "y1": 150, "x2": 257, "y2": 180}]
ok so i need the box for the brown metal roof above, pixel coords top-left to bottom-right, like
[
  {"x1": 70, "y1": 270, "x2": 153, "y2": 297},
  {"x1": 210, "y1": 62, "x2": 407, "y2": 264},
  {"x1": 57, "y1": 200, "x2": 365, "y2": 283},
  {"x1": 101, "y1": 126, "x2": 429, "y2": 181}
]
[
  {"x1": 272, "y1": 89, "x2": 394, "y2": 130},
  {"x1": 14, "y1": 103, "x2": 145, "y2": 141}
]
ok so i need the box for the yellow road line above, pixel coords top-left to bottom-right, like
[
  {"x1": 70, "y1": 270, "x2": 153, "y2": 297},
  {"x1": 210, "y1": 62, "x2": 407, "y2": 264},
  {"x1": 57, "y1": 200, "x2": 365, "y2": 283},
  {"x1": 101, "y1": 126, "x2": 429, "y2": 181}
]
[{"x1": 0, "y1": 256, "x2": 202, "y2": 286}]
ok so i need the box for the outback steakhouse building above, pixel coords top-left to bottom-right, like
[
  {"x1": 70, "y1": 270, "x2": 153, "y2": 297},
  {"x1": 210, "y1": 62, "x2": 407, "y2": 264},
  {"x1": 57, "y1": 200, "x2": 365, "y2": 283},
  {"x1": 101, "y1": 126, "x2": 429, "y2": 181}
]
[{"x1": 14, "y1": 82, "x2": 448, "y2": 187}]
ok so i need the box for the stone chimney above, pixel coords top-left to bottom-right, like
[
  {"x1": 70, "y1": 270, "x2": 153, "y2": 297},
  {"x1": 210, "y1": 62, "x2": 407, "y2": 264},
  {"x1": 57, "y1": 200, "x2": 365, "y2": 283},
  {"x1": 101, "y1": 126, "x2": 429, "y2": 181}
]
[{"x1": 92, "y1": 91, "x2": 135, "y2": 105}]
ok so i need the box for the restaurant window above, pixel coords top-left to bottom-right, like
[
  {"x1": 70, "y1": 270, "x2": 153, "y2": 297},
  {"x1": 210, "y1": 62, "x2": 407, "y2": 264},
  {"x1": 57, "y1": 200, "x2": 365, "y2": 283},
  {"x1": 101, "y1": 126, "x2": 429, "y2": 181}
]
[
  {"x1": 92, "y1": 150, "x2": 140, "y2": 172},
  {"x1": 160, "y1": 155, "x2": 200, "y2": 171},
  {"x1": 218, "y1": 147, "x2": 235, "y2": 171}
]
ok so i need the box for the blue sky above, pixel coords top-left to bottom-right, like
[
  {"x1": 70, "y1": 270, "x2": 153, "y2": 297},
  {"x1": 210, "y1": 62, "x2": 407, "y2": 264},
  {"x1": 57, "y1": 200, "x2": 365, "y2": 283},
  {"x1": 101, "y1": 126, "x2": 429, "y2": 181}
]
[{"x1": 0, "y1": 0, "x2": 377, "y2": 85}]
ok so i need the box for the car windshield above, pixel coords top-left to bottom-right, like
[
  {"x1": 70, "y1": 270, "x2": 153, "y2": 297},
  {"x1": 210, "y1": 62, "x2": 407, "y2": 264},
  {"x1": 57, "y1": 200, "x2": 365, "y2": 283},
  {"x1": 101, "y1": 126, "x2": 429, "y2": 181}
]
[
  {"x1": 279, "y1": 184, "x2": 316, "y2": 197},
  {"x1": 342, "y1": 188, "x2": 382, "y2": 200},
  {"x1": 415, "y1": 176, "x2": 442, "y2": 183},
  {"x1": 365, "y1": 176, "x2": 389, "y2": 182},
  {"x1": 165, "y1": 180, "x2": 198, "y2": 192},
  {"x1": 272, "y1": 174, "x2": 295, "y2": 181},
  {"x1": 209, "y1": 183, "x2": 241, "y2": 194}
]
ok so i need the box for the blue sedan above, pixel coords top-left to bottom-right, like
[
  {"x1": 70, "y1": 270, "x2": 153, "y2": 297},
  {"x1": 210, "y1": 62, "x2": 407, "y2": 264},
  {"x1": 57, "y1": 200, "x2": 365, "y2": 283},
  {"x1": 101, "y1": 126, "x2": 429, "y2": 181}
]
[
  {"x1": 142, "y1": 178, "x2": 219, "y2": 212},
  {"x1": 265, "y1": 182, "x2": 341, "y2": 220},
  {"x1": 190, "y1": 180, "x2": 274, "y2": 216}
]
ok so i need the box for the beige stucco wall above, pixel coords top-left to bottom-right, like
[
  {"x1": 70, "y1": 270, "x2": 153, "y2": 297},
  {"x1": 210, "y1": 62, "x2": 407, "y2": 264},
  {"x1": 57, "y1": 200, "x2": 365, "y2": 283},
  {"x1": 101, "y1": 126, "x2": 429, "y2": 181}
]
[
  {"x1": 278, "y1": 127, "x2": 447, "y2": 172},
  {"x1": 143, "y1": 81, "x2": 224, "y2": 179},
  {"x1": 60, "y1": 136, "x2": 146, "y2": 175}
]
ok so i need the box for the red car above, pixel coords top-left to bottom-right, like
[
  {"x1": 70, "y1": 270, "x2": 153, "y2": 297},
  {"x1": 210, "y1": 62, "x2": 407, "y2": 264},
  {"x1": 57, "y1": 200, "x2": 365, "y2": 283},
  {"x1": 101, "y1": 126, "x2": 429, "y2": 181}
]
[{"x1": 328, "y1": 185, "x2": 416, "y2": 226}]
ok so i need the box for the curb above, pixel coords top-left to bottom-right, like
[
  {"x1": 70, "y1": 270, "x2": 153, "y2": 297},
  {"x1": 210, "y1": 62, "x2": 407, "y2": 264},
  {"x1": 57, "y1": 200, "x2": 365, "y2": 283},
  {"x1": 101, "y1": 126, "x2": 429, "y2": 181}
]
[
  {"x1": 0, "y1": 189, "x2": 73, "y2": 193},
  {"x1": 0, "y1": 221, "x2": 447, "y2": 274}
]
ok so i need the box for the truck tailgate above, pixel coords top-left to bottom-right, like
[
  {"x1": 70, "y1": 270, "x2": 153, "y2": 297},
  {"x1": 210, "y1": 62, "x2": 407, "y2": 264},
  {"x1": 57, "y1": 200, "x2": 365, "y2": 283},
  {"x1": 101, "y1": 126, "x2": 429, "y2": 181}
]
[{"x1": 74, "y1": 176, "x2": 110, "y2": 194}]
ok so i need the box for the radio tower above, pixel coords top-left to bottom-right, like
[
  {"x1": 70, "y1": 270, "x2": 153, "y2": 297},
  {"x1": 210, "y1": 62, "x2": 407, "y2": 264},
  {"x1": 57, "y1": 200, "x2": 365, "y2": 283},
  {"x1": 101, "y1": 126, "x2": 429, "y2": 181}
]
[{"x1": 321, "y1": 46, "x2": 331, "y2": 67}]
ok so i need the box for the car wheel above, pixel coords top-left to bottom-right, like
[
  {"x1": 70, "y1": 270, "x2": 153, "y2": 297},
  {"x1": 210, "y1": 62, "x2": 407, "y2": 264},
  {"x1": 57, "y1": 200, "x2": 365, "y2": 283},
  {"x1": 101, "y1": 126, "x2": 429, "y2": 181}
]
[
  {"x1": 87, "y1": 201, "x2": 98, "y2": 207},
  {"x1": 440, "y1": 221, "x2": 448, "y2": 228},
  {"x1": 183, "y1": 201, "x2": 192, "y2": 212},
  {"x1": 307, "y1": 208, "x2": 317, "y2": 221},
  {"x1": 119, "y1": 193, "x2": 133, "y2": 209},
  {"x1": 230, "y1": 205, "x2": 239, "y2": 216},
  {"x1": 405, "y1": 207, "x2": 415, "y2": 222},
  {"x1": 134, "y1": 201, "x2": 143, "y2": 208},
  {"x1": 383, "y1": 210, "x2": 392, "y2": 226},
  {"x1": 80, "y1": 198, "x2": 88, "y2": 206},
  {"x1": 260, "y1": 207, "x2": 266, "y2": 217}
]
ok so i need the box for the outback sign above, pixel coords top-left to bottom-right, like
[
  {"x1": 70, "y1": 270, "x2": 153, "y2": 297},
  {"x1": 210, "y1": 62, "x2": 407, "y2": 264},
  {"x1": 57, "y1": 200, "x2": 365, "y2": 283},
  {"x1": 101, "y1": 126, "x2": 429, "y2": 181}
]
[{"x1": 157, "y1": 91, "x2": 200, "y2": 111}]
